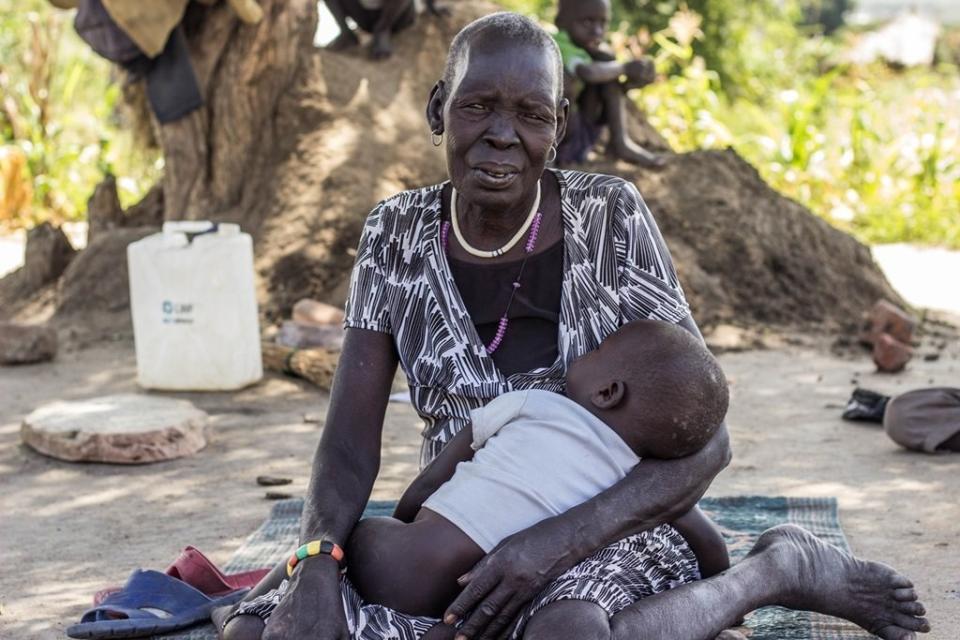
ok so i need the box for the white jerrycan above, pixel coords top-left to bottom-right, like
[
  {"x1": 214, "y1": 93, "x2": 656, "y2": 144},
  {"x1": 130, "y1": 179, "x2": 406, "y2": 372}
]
[{"x1": 127, "y1": 221, "x2": 263, "y2": 390}]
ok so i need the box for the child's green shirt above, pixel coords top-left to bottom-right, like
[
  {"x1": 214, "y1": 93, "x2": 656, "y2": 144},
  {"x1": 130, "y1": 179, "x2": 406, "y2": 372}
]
[{"x1": 553, "y1": 29, "x2": 591, "y2": 76}]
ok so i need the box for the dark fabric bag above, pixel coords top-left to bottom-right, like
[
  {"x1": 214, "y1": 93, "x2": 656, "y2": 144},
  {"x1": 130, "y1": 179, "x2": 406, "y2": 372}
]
[
  {"x1": 125, "y1": 27, "x2": 204, "y2": 124},
  {"x1": 75, "y1": 1, "x2": 203, "y2": 124},
  {"x1": 74, "y1": 0, "x2": 143, "y2": 63}
]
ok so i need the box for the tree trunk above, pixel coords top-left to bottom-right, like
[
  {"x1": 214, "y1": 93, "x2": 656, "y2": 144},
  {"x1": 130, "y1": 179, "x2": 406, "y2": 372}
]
[{"x1": 159, "y1": 0, "x2": 318, "y2": 229}]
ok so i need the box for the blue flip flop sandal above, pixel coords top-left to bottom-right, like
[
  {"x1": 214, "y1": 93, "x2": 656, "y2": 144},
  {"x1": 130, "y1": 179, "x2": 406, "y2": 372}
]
[{"x1": 66, "y1": 569, "x2": 248, "y2": 639}]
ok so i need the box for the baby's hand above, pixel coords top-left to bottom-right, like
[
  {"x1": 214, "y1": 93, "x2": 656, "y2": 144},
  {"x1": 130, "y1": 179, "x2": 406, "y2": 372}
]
[{"x1": 624, "y1": 58, "x2": 656, "y2": 88}]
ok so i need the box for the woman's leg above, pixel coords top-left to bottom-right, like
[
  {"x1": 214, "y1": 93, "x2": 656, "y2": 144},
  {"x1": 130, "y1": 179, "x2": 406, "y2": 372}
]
[
  {"x1": 606, "y1": 525, "x2": 928, "y2": 640},
  {"x1": 522, "y1": 600, "x2": 611, "y2": 640}
]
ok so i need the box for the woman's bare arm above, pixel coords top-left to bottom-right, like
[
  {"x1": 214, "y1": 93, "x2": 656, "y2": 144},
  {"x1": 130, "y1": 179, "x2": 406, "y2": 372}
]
[
  {"x1": 299, "y1": 327, "x2": 399, "y2": 543},
  {"x1": 445, "y1": 313, "x2": 732, "y2": 640},
  {"x1": 261, "y1": 327, "x2": 398, "y2": 640}
]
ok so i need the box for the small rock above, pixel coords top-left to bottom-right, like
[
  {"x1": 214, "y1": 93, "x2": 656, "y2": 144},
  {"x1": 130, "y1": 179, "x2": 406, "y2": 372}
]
[
  {"x1": 257, "y1": 475, "x2": 293, "y2": 487},
  {"x1": 873, "y1": 333, "x2": 913, "y2": 373},
  {"x1": 0, "y1": 323, "x2": 57, "y2": 365},
  {"x1": 859, "y1": 299, "x2": 916, "y2": 347},
  {"x1": 276, "y1": 320, "x2": 345, "y2": 351},
  {"x1": 923, "y1": 352, "x2": 941, "y2": 362},
  {"x1": 292, "y1": 299, "x2": 345, "y2": 327},
  {"x1": 705, "y1": 324, "x2": 755, "y2": 353}
]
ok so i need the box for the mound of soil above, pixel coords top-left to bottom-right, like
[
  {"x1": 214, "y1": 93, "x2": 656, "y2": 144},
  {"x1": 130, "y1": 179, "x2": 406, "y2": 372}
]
[
  {"x1": 615, "y1": 150, "x2": 901, "y2": 329},
  {"x1": 0, "y1": 0, "x2": 902, "y2": 336}
]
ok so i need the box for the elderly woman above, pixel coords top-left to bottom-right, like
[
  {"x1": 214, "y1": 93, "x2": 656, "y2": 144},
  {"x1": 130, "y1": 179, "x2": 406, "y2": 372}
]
[{"x1": 227, "y1": 13, "x2": 929, "y2": 640}]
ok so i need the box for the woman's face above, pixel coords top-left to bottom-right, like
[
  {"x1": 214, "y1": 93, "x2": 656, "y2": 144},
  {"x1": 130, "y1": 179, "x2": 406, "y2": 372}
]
[{"x1": 429, "y1": 38, "x2": 567, "y2": 213}]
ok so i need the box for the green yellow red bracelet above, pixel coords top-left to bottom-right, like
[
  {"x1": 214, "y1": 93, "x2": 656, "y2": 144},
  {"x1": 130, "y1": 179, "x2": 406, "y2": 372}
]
[{"x1": 286, "y1": 540, "x2": 345, "y2": 577}]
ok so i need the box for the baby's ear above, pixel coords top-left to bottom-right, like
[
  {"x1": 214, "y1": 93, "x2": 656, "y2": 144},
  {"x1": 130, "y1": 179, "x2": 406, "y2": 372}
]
[{"x1": 590, "y1": 380, "x2": 626, "y2": 410}]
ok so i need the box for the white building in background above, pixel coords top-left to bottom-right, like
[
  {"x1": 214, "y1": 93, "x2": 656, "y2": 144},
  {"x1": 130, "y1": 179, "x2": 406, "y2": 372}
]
[
  {"x1": 848, "y1": 0, "x2": 960, "y2": 26},
  {"x1": 847, "y1": 12, "x2": 942, "y2": 66}
]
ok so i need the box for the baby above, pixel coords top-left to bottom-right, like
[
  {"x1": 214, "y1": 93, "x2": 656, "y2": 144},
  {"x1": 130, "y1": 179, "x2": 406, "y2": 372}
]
[
  {"x1": 220, "y1": 319, "x2": 730, "y2": 639},
  {"x1": 553, "y1": 0, "x2": 664, "y2": 167}
]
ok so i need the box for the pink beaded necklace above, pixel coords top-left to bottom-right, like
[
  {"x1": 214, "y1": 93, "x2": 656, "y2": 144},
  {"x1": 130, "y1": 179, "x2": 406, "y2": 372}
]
[{"x1": 442, "y1": 211, "x2": 544, "y2": 354}]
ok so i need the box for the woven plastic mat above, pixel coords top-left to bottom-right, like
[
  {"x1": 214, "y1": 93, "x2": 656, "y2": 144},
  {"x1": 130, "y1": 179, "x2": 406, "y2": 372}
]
[{"x1": 159, "y1": 496, "x2": 869, "y2": 639}]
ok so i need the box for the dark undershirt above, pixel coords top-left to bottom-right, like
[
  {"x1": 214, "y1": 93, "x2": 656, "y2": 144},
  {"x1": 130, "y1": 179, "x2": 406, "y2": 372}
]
[{"x1": 448, "y1": 240, "x2": 563, "y2": 377}]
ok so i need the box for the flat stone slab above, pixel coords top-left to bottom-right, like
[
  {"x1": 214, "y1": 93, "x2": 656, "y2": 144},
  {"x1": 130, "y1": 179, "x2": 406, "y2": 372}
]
[{"x1": 21, "y1": 394, "x2": 208, "y2": 464}]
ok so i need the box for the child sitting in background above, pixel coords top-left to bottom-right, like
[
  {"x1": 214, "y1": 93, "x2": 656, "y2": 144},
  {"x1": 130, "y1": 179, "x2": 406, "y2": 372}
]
[
  {"x1": 218, "y1": 319, "x2": 730, "y2": 639},
  {"x1": 554, "y1": 0, "x2": 665, "y2": 167}
]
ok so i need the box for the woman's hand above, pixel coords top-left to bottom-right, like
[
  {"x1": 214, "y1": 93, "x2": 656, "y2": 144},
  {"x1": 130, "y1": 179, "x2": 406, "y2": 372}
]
[
  {"x1": 262, "y1": 560, "x2": 350, "y2": 640},
  {"x1": 443, "y1": 520, "x2": 577, "y2": 640}
]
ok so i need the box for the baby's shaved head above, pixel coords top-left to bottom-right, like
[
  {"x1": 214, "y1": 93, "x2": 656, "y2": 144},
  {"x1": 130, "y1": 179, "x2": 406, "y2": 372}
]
[{"x1": 567, "y1": 319, "x2": 729, "y2": 459}]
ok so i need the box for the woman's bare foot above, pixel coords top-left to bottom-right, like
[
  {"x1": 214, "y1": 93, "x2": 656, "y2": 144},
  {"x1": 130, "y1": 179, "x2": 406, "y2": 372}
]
[
  {"x1": 749, "y1": 525, "x2": 930, "y2": 640},
  {"x1": 212, "y1": 604, "x2": 265, "y2": 640},
  {"x1": 326, "y1": 30, "x2": 360, "y2": 52}
]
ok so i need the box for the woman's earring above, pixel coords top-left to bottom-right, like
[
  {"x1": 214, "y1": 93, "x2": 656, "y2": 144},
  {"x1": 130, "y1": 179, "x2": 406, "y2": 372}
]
[
  {"x1": 431, "y1": 131, "x2": 443, "y2": 147},
  {"x1": 546, "y1": 145, "x2": 558, "y2": 165}
]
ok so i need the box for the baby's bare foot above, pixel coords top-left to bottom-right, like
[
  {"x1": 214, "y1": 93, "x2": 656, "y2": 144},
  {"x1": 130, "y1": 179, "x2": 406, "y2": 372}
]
[{"x1": 749, "y1": 525, "x2": 930, "y2": 640}]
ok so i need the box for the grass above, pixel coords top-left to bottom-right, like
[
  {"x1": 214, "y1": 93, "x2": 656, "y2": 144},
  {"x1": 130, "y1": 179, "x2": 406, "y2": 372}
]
[
  {"x1": 0, "y1": 1, "x2": 161, "y2": 231},
  {"x1": 632, "y1": 11, "x2": 960, "y2": 249}
]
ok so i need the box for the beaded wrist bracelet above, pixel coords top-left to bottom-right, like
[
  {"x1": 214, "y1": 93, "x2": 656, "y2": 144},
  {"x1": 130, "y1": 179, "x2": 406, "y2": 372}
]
[{"x1": 286, "y1": 540, "x2": 345, "y2": 577}]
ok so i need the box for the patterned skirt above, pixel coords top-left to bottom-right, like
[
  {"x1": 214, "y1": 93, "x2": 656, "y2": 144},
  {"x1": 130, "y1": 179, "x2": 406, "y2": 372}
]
[{"x1": 225, "y1": 524, "x2": 700, "y2": 639}]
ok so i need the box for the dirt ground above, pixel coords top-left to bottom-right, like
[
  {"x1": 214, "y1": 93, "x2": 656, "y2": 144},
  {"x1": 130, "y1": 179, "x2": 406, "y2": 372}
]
[{"x1": 1, "y1": 331, "x2": 958, "y2": 640}]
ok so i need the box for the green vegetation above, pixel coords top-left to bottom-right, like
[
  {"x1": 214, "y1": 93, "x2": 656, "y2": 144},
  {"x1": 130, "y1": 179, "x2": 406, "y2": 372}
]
[
  {"x1": 503, "y1": 0, "x2": 960, "y2": 248},
  {"x1": 0, "y1": 0, "x2": 161, "y2": 231}
]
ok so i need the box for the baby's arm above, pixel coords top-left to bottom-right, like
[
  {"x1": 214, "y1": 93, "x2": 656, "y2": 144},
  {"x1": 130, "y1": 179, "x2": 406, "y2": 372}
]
[{"x1": 393, "y1": 425, "x2": 476, "y2": 522}]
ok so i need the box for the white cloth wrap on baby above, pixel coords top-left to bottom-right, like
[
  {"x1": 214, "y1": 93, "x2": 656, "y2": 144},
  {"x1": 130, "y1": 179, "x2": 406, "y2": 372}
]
[{"x1": 423, "y1": 389, "x2": 640, "y2": 553}]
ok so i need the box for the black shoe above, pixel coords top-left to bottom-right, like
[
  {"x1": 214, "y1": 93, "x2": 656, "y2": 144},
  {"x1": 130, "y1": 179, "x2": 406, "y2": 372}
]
[{"x1": 842, "y1": 388, "x2": 891, "y2": 423}]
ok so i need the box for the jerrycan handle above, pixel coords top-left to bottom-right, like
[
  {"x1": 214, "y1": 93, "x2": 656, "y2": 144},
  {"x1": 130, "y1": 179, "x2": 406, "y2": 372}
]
[{"x1": 183, "y1": 223, "x2": 219, "y2": 244}]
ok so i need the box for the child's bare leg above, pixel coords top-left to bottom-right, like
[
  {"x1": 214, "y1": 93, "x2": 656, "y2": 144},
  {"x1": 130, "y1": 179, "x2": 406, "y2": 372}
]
[
  {"x1": 212, "y1": 560, "x2": 288, "y2": 640},
  {"x1": 599, "y1": 82, "x2": 665, "y2": 168},
  {"x1": 369, "y1": 0, "x2": 416, "y2": 58},
  {"x1": 322, "y1": 0, "x2": 362, "y2": 50}
]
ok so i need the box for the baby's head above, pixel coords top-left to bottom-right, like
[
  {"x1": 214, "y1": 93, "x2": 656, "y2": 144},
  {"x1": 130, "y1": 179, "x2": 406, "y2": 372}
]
[
  {"x1": 565, "y1": 320, "x2": 729, "y2": 459},
  {"x1": 556, "y1": 0, "x2": 611, "y2": 53}
]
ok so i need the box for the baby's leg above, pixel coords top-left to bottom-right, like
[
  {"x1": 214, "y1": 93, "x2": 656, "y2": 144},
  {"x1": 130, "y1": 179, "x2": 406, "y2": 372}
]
[
  {"x1": 672, "y1": 506, "x2": 729, "y2": 578},
  {"x1": 348, "y1": 512, "x2": 484, "y2": 617}
]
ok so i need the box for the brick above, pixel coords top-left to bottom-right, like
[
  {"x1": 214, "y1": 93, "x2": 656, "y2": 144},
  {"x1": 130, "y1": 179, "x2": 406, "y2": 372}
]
[
  {"x1": 872, "y1": 333, "x2": 913, "y2": 373},
  {"x1": 859, "y1": 299, "x2": 916, "y2": 346}
]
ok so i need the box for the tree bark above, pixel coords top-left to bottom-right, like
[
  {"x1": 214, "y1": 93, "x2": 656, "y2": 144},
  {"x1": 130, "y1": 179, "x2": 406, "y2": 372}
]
[{"x1": 159, "y1": 0, "x2": 317, "y2": 230}]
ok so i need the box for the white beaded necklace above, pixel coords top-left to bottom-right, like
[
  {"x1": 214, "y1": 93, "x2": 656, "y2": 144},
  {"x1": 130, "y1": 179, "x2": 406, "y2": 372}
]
[{"x1": 450, "y1": 181, "x2": 542, "y2": 259}]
